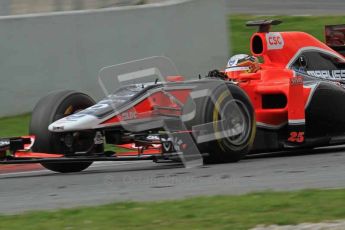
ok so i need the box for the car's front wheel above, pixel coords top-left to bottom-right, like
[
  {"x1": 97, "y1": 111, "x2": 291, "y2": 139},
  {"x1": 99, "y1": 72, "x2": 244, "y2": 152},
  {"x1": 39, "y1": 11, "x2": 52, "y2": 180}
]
[{"x1": 29, "y1": 90, "x2": 96, "y2": 173}]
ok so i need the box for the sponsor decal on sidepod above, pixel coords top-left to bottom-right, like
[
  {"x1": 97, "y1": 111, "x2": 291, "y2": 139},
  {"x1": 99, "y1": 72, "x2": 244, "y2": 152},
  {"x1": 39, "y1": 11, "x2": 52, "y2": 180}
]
[{"x1": 266, "y1": 32, "x2": 284, "y2": 50}]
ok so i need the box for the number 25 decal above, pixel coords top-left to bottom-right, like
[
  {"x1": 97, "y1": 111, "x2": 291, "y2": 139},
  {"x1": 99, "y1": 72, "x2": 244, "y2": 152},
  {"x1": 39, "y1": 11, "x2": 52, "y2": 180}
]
[{"x1": 288, "y1": 132, "x2": 305, "y2": 143}]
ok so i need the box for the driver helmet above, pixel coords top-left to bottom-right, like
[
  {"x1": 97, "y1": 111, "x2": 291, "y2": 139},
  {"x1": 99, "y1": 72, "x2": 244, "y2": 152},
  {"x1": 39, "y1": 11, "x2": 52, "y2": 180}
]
[{"x1": 225, "y1": 54, "x2": 260, "y2": 77}]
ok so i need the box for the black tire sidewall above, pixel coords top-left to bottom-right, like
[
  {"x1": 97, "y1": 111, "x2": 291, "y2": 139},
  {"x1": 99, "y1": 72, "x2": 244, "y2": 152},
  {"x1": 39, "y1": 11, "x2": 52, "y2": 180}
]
[
  {"x1": 29, "y1": 90, "x2": 96, "y2": 173},
  {"x1": 185, "y1": 82, "x2": 256, "y2": 163},
  {"x1": 205, "y1": 84, "x2": 255, "y2": 161},
  {"x1": 30, "y1": 90, "x2": 95, "y2": 154}
]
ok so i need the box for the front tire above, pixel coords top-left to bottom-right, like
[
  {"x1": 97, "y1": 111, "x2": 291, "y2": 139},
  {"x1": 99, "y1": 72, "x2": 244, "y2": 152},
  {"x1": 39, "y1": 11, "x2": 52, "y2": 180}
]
[
  {"x1": 185, "y1": 82, "x2": 256, "y2": 163},
  {"x1": 29, "y1": 90, "x2": 96, "y2": 173}
]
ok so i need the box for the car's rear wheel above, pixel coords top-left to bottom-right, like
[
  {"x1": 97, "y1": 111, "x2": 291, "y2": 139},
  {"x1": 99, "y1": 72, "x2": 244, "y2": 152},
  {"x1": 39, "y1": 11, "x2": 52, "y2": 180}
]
[
  {"x1": 185, "y1": 82, "x2": 256, "y2": 163},
  {"x1": 29, "y1": 90, "x2": 96, "y2": 173}
]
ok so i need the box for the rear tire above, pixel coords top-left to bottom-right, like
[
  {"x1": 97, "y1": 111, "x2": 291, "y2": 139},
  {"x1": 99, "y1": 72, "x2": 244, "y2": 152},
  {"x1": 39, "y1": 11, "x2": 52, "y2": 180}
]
[
  {"x1": 185, "y1": 82, "x2": 256, "y2": 163},
  {"x1": 29, "y1": 90, "x2": 96, "y2": 173}
]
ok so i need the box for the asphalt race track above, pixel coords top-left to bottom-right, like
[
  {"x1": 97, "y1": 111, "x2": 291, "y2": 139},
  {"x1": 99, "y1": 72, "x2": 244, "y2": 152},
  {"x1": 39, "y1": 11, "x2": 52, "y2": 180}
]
[{"x1": 1, "y1": 146, "x2": 345, "y2": 214}]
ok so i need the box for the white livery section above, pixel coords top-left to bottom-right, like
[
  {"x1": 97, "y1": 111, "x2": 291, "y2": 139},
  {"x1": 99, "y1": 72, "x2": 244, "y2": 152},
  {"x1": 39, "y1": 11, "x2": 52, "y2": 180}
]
[
  {"x1": 307, "y1": 70, "x2": 345, "y2": 81},
  {"x1": 48, "y1": 115, "x2": 101, "y2": 132}
]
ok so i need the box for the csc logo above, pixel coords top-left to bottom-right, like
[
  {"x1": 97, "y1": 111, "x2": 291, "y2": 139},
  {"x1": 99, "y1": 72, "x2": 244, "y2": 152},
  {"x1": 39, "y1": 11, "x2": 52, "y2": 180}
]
[
  {"x1": 266, "y1": 32, "x2": 284, "y2": 50},
  {"x1": 268, "y1": 36, "x2": 282, "y2": 45}
]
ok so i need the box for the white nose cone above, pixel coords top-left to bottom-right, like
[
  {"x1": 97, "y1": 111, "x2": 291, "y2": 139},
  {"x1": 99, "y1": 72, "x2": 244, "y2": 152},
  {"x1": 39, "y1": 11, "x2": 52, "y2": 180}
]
[{"x1": 48, "y1": 114, "x2": 99, "y2": 132}]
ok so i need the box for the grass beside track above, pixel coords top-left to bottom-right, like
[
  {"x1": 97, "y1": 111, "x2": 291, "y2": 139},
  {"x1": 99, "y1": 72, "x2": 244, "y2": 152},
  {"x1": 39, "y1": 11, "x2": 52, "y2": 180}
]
[
  {"x1": 1, "y1": 189, "x2": 345, "y2": 230},
  {"x1": 0, "y1": 114, "x2": 31, "y2": 137}
]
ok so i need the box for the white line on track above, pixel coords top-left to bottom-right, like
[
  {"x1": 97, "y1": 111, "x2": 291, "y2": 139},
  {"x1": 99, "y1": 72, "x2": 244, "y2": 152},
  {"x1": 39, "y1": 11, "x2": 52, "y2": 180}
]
[
  {"x1": 0, "y1": 161, "x2": 148, "y2": 177},
  {"x1": 91, "y1": 161, "x2": 146, "y2": 167},
  {"x1": 89, "y1": 160, "x2": 148, "y2": 169},
  {"x1": 0, "y1": 169, "x2": 50, "y2": 177}
]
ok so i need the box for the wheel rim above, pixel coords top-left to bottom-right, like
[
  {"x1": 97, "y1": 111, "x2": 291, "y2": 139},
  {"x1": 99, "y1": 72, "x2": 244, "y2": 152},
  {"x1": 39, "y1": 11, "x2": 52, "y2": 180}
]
[{"x1": 219, "y1": 99, "x2": 251, "y2": 148}]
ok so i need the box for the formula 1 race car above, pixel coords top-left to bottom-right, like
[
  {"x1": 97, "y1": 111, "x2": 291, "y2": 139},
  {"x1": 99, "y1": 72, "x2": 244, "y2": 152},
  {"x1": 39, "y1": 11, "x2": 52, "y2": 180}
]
[{"x1": 2, "y1": 20, "x2": 345, "y2": 173}]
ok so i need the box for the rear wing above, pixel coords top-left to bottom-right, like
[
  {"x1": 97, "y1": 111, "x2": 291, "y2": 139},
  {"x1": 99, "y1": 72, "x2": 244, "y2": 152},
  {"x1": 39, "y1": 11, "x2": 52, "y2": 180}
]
[{"x1": 325, "y1": 24, "x2": 345, "y2": 56}]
